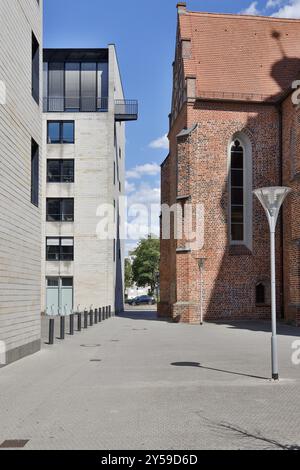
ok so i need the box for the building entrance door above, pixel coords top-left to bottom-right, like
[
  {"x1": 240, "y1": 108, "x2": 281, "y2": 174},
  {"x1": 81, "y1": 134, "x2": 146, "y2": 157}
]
[{"x1": 46, "y1": 277, "x2": 73, "y2": 315}]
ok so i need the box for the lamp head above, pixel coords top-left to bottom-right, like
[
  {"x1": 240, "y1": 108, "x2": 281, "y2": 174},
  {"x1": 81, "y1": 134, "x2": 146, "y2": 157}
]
[{"x1": 253, "y1": 186, "x2": 291, "y2": 229}]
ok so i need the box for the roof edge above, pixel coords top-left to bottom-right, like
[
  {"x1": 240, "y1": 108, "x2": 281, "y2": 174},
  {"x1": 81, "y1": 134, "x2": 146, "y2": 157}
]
[{"x1": 184, "y1": 11, "x2": 300, "y2": 23}]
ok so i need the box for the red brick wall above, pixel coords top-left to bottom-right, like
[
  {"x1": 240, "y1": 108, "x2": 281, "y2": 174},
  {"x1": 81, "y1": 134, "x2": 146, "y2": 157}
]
[
  {"x1": 158, "y1": 107, "x2": 187, "y2": 319},
  {"x1": 159, "y1": 100, "x2": 283, "y2": 323},
  {"x1": 282, "y1": 95, "x2": 300, "y2": 326}
]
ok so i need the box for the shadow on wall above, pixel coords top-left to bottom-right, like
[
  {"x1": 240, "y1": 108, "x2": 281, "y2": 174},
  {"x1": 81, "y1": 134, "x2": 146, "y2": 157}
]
[{"x1": 115, "y1": 217, "x2": 124, "y2": 314}]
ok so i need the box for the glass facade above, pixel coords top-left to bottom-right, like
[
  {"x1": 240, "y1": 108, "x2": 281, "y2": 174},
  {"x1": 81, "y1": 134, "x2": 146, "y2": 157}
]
[{"x1": 44, "y1": 60, "x2": 109, "y2": 112}]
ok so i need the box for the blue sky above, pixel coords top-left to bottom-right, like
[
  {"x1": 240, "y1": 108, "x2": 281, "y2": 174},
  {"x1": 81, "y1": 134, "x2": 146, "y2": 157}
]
[{"x1": 44, "y1": 0, "x2": 300, "y2": 250}]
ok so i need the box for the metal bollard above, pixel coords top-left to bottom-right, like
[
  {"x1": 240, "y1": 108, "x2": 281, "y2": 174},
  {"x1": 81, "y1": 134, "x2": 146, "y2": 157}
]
[
  {"x1": 106, "y1": 306, "x2": 109, "y2": 320},
  {"x1": 77, "y1": 312, "x2": 82, "y2": 332},
  {"x1": 70, "y1": 314, "x2": 74, "y2": 336},
  {"x1": 99, "y1": 307, "x2": 102, "y2": 322},
  {"x1": 109, "y1": 305, "x2": 112, "y2": 318},
  {"x1": 84, "y1": 310, "x2": 88, "y2": 329},
  {"x1": 49, "y1": 318, "x2": 55, "y2": 345},
  {"x1": 102, "y1": 306, "x2": 105, "y2": 321},
  {"x1": 60, "y1": 316, "x2": 65, "y2": 340},
  {"x1": 89, "y1": 309, "x2": 94, "y2": 326},
  {"x1": 94, "y1": 309, "x2": 98, "y2": 324}
]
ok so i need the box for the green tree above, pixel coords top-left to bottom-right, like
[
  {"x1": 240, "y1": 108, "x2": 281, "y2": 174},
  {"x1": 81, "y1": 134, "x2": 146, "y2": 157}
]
[
  {"x1": 132, "y1": 236, "x2": 160, "y2": 295},
  {"x1": 125, "y1": 258, "x2": 133, "y2": 289}
]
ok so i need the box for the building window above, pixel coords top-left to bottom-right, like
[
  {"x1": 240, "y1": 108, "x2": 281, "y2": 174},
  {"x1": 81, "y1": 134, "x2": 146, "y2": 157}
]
[
  {"x1": 47, "y1": 160, "x2": 74, "y2": 183},
  {"x1": 31, "y1": 139, "x2": 39, "y2": 206},
  {"x1": 32, "y1": 32, "x2": 40, "y2": 104},
  {"x1": 46, "y1": 198, "x2": 74, "y2": 222},
  {"x1": 256, "y1": 283, "x2": 266, "y2": 305},
  {"x1": 230, "y1": 140, "x2": 244, "y2": 242},
  {"x1": 46, "y1": 238, "x2": 74, "y2": 261},
  {"x1": 47, "y1": 121, "x2": 75, "y2": 144},
  {"x1": 229, "y1": 134, "x2": 253, "y2": 249}
]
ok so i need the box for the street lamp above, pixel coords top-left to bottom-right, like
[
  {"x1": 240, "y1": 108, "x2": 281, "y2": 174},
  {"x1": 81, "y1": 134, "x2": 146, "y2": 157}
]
[
  {"x1": 253, "y1": 186, "x2": 291, "y2": 381},
  {"x1": 198, "y1": 258, "x2": 206, "y2": 325}
]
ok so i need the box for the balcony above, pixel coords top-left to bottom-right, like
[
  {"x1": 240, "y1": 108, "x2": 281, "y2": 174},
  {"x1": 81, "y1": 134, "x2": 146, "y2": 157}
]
[
  {"x1": 43, "y1": 97, "x2": 138, "y2": 121},
  {"x1": 115, "y1": 100, "x2": 138, "y2": 121},
  {"x1": 43, "y1": 97, "x2": 109, "y2": 113}
]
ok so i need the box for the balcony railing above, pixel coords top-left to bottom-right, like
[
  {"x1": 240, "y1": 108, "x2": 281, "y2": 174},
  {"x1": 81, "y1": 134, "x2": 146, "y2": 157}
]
[
  {"x1": 43, "y1": 96, "x2": 109, "y2": 113},
  {"x1": 43, "y1": 96, "x2": 138, "y2": 121},
  {"x1": 115, "y1": 100, "x2": 138, "y2": 121}
]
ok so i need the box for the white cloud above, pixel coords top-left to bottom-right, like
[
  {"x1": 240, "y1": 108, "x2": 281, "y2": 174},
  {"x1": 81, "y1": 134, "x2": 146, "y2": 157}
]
[
  {"x1": 126, "y1": 183, "x2": 161, "y2": 248},
  {"x1": 266, "y1": 0, "x2": 283, "y2": 8},
  {"x1": 241, "y1": 1, "x2": 260, "y2": 14},
  {"x1": 149, "y1": 134, "x2": 169, "y2": 150},
  {"x1": 126, "y1": 162, "x2": 161, "y2": 179},
  {"x1": 127, "y1": 183, "x2": 161, "y2": 207},
  {"x1": 272, "y1": 0, "x2": 300, "y2": 18}
]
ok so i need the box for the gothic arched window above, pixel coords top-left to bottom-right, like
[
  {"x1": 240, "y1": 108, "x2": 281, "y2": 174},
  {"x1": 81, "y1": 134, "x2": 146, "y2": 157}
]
[{"x1": 230, "y1": 140, "x2": 244, "y2": 242}]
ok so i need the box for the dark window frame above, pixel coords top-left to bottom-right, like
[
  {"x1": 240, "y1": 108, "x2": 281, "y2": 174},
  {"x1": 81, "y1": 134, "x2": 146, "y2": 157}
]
[
  {"x1": 230, "y1": 140, "x2": 244, "y2": 243},
  {"x1": 47, "y1": 159, "x2": 75, "y2": 183},
  {"x1": 46, "y1": 237, "x2": 74, "y2": 262},
  {"x1": 47, "y1": 121, "x2": 75, "y2": 144},
  {"x1": 31, "y1": 139, "x2": 39, "y2": 207},
  {"x1": 46, "y1": 198, "x2": 74, "y2": 222},
  {"x1": 32, "y1": 32, "x2": 40, "y2": 104}
]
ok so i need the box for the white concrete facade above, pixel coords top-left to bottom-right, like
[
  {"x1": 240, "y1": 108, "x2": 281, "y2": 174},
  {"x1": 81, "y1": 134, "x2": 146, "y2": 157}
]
[
  {"x1": 41, "y1": 45, "x2": 127, "y2": 316},
  {"x1": 0, "y1": 0, "x2": 43, "y2": 364}
]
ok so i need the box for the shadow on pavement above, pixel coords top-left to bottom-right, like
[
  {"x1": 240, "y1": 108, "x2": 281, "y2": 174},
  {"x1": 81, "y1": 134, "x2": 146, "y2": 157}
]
[
  {"x1": 120, "y1": 308, "x2": 171, "y2": 322},
  {"x1": 171, "y1": 362, "x2": 269, "y2": 381},
  {"x1": 202, "y1": 416, "x2": 300, "y2": 450},
  {"x1": 210, "y1": 321, "x2": 300, "y2": 337}
]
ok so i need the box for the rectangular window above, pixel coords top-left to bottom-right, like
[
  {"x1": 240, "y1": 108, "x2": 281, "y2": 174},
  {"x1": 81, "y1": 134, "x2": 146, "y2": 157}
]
[
  {"x1": 45, "y1": 60, "x2": 108, "y2": 112},
  {"x1": 46, "y1": 198, "x2": 74, "y2": 222},
  {"x1": 48, "y1": 62, "x2": 64, "y2": 111},
  {"x1": 47, "y1": 159, "x2": 74, "y2": 183},
  {"x1": 81, "y1": 62, "x2": 97, "y2": 111},
  {"x1": 32, "y1": 32, "x2": 40, "y2": 104},
  {"x1": 31, "y1": 139, "x2": 39, "y2": 206},
  {"x1": 65, "y1": 63, "x2": 80, "y2": 111},
  {"x1": 47, "y1": 121, "x2": 75, "y2": 144},
  {"x1": 97, "y1": 62, "x2": 108, "y2": 110},
  {"x1": 46, "y1": 238, "x2": 74, "y2": 261}
]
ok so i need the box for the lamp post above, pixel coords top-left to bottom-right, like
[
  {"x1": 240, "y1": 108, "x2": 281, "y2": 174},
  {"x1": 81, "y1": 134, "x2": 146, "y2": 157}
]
[
  {"x1": 253, "y1": 186, "x2": 291, "y2": 381},
  {"x1": 198, "y1": 258, "x2": 206, "y2": 326}
]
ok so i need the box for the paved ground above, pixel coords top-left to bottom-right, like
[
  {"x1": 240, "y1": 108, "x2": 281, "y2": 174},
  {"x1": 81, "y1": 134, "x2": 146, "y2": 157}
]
[{"x1": 0, "y1": 308, "x2": 300, "y2": 450}]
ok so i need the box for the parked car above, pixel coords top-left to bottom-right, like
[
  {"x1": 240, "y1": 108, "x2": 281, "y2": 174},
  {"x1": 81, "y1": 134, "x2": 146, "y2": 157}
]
[{"x1": 128, "y1": 295, "x2": 156, "y2": 306}]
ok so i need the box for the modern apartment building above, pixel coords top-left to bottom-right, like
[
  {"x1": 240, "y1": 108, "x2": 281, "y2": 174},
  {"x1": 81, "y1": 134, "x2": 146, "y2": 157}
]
[
  {"x1": 41, "y1": 46, "x2": 137, "y2": 316},
  {"x1": 0, "y1": 0, "x2": 42, "y2": 364}
]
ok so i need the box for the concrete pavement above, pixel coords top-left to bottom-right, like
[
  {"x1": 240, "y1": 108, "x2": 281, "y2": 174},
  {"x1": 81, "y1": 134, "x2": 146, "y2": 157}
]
[{"x1": 0, "y1": 308, "x2": 299, "y2": 450}]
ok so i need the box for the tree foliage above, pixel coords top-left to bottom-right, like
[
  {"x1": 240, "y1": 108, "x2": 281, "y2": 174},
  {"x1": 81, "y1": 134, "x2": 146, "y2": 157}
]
[
  {"x1": 131, "y1": 236, "x2": 160, "y2": 294},
  {"x1": 125, "y1": 258, "x2": 133, "y2": 289}
]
